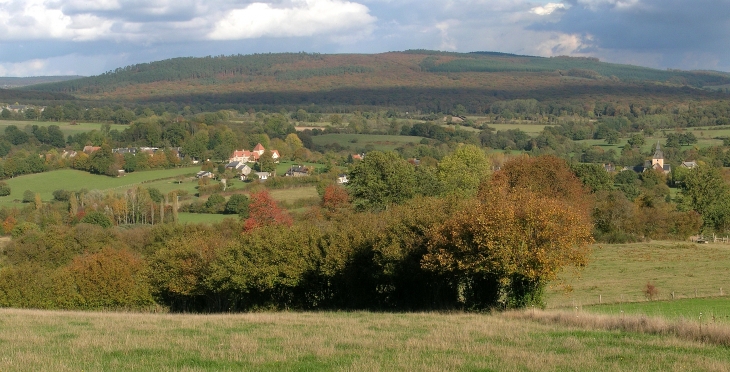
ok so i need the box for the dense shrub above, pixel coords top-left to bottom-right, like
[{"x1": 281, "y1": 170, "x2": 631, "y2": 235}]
[
  {"x1": 0, "y1": 182, "x2": 10, "y2": 196},
  {"x1": 80, "y1": 211, "x2": 113, "y2": 228}
]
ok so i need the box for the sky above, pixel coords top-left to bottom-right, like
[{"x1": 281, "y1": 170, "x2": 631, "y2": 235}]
[{"x1": 0, "y1": 0, "x2": 729, "y2": 77}]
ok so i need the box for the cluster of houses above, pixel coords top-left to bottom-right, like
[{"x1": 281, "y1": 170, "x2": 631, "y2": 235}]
[
  {"x1": 604, "y1": 142, "x2": 698, "y2": 175},
  {"x1": 221, "y1": 143, "x2": 280, "y2": 181}
]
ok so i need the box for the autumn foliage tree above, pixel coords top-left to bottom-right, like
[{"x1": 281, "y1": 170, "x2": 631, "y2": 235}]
[
  {"x1": 322, "y1": 184, "x2": 350, "y2": 211},
  {"x1": 424, "y1": 155, "x2": 594, "y2": 309},
  {"x1": 424, "y1": 185, "x2": 593, "y2": 309},
  {"x1": 243, "y1": 190, "x2": 293, "y2": 231}
]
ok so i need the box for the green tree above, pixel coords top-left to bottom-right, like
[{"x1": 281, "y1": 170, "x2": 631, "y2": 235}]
[
  {"x1": 22, "y1": 190, "x2": 34, "y2": 203},
  {"x1": 437, "y1": 145, "x2": 491, "y2": 197},
  {"x1": 604, "y1": 130, "x2": 620, "y2": 144},
  {"x1": 225, "y1": 194, "x2": 250, "y2": 217},
  {"x1": 571, "y1": 163, "x2": 613, "y2": 193},
  {"x1": 347, "y1": 151, "x2": 417, "y2": 211},
  {"x1": 626, "y1": 133, "x2": 645, "y2": 148},
  {"x1": 205, "y1": 194, "x2": 226, "y2": 213},
  {"x1": 256, "y1": 150, "x2": 276, "y2": 172}
]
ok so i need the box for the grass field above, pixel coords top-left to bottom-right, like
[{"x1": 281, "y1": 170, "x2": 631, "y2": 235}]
[
  {"x1": 0, "y1": 120, "x2": 129, "y2": 136},
  {"x1": 0, "y1": 167, "x2": 199, "y2": 208},
  {"x1": 311, "y1": 134, "x2": 424, "y2": 152},
  {"x1": 1, "y1": 309, "x2": 729, "y2": 371},
  {"x1": 269, "y1": 186, "x2": 319, "y2": 205},
  {"x1": 484, "y1": 123, "x2": 553, "y2": 133},
  {"x1": 546, "y1": 241, "x2": 730, "y2": 308},
  {"x1": 177, "y1": 212, "x2": 237, "y2": 224},
  {"x1": 586, "y1": 297, "x2": 730, "y2": 323}
]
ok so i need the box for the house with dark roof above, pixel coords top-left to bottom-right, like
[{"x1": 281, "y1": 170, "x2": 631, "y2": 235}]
[{"x1": 680, "y1": 161, "x2": 698, "y2": 169}]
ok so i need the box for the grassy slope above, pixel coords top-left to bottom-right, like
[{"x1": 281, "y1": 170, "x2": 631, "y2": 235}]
[
  {"x1": 0, "y1": 167, "x2": 198, "y2": 208},
  {"x1": 177, "y1": 212, "x2": 236, "y2": 224},
  {"x1": 1, "y1": 309, "x2": 729, "y2": 371},
  {"x1": 311, "y1": 134, "x2": 424, "y2": 152},
  {"x1": 0, "y1": 120, "x2": 129, "y2": 137},
  {"x1": 546, "y1": 241, "x2": 730, "y2": 308}
]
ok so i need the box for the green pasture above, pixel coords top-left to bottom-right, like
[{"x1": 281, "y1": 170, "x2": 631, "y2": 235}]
[
  {"x1": 1, "y1": 309, "x2": 729, "y2": 371},
  {"x1": 0, "y1": 120, "x2": 128, "y2": 136},
  {"x1": 546, "y1": 241, "x2": 730, "y2": 308},
  {"x1": 310, "y1": 134, "x2": 424, "y2": 152},
  {"x1": 484, "y1": 123, "x2": 552, "y2": 133},
  {"x1": 269, "y1": 186, "x2": 319, "y2": 205},
  {"x1": 586, "y1": 297, "x2": 730, "y2": 323},
  {"x1": 0, "y1": 167, "x2": 198, "y2": 208},
  {"x1": 177, "y1": 212, "x2": 237, "y2": 224}
]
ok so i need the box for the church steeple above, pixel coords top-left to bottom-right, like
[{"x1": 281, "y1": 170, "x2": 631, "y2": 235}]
[{"x1": 652, "y1": 141, "x2": 664, "y2": 169}]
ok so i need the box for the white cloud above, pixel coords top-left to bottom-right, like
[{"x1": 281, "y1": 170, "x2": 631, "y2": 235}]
[
  {"x1": 436, "y1": 20, "x2": 458, "y2": 50},
  {"x1": 0, "y1": 59, "x2": 48, "y2": 77},
  {"x1": 208, "y1": 0, "x2": 375, "y2": 40},
  {"x1": 531, "y1": 2, "x2": 565, "y2": 16},
  {"x1": 0, "y1": 0, "x2": 115, "y2": 41}
]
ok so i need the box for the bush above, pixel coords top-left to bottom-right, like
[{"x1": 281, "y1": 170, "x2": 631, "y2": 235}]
[
  {"x1": 0, "y1": 182, "x2": 10, "y2": 196},
  {"x1": 22, "y1": 190, "x2": 34, "y2": 203},
  {"x1": 204, "y1": 193, "x2": 226, "y2": 213},
  {"x1": 11, "y1": 222, "x2": 39, "y2": 239},
  {"x1": 80, "y1": 211, "x2": 113, "y2": 228},
  {"x1": 53, "y1": 189, "x2": 72, "y2": 201}
]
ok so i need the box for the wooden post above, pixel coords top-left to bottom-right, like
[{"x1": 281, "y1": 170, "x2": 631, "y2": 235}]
[
  {"x1": 599, "y1": 295, "x2": 602, "y2": 304},
  {"x1": 672, "y1": 291, "x2": 675, "y2": 300},
  {"x1": 695, "y1": 289, "x2": 698, "y2": 298}
]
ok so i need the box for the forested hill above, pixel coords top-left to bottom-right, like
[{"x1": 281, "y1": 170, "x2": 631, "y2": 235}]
[{"x1": 22, "y1": 51, "x2": 730, "y2": 110}]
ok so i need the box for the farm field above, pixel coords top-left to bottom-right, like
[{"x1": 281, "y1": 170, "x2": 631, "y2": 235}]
[
  {"x1": 0, "y1": 167, "x2": 198, "y2": 208},
  {"x1": 269, "y1": 186, "x2": 319, "y2": 205},
  {"x1": 585, "y1": 297, "x2": 730, "y2": 323},
  {"x1": 177, "y1": 212, "x2": 236, "y2": 224},
  {"x1": 310, "y1": 134, "x2": 424, "y2": 152},
  {"x1": 546, "y1": 241, "x2": 730, "y2": 308},
  {"x1": 484, "y1": 123, "x2": 553, "y2": 133},
  {"x1": 1, "y1": 308, "x2": 729, "y2": 372},
  {"x1": 0, "y1": 120, "x2": 128, "y2": 136}
]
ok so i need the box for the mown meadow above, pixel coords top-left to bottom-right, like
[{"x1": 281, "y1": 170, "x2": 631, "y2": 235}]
[{"x1": 1, "y1": 308, "x2": 730, "y2": 372}]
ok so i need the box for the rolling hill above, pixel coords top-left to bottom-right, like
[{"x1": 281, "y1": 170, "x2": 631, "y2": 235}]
[{"x1": 20, "y1": 51, "x2": 730, "y2": 111}]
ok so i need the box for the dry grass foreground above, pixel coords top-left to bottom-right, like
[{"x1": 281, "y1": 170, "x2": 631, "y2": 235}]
[{"x1": 1, "y1": 309, "x2": 730, "y2": 371}]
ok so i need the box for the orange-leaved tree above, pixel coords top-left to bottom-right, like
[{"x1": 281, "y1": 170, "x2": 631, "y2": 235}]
[
  {"x1": 244, "y1": 190, "x2": 293, "y2": 231},
  {"x1": 322, "y1": 184, "x2": 350, "y2": 211}
]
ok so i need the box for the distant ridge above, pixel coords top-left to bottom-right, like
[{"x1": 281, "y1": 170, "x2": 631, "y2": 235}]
[
  {"x1": 0, "y1": 76, "x2": 83, "y2": 89},
  {"x1": 17, "y1": 51, "x2": 730, "y2": 109}
]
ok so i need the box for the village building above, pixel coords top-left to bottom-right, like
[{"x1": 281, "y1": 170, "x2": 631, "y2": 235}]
[
  {"x1": 229, "y1": 143, "x2": 280, "y2": 163},
  {"x1": 680, "y1": 161, "x2": 698, "y2": 169},
  {"x1": 644, "y1": 142, "x2": 671, "y2": 174}
]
